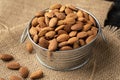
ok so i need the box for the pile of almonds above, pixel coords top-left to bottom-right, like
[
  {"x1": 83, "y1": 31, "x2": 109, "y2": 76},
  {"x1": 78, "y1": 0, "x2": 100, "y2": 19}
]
[
  {"x1": 0, "y1": 53, "x2": 43, "y2": 80},
  {"x1": 29, "y1": 4, "x2": 98, "y2": 51}
]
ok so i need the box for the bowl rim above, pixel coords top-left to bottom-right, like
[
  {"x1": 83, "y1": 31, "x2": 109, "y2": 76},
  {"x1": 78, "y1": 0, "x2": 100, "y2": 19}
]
[{"x1": 27, "y1": 7, "x2": 101, "y2": 53}]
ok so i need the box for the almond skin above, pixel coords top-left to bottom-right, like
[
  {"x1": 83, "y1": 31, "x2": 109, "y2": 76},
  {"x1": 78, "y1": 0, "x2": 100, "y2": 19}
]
[
  {"x1": 39, "y1": 37, "x2": 49, "y2": 49},
  {"x1": 50, "y1": 4, "x2": 62, "y2": 10},
  {"x1": 30, "y1": 70, "x2": 43, "y2": 79},
  {"x1": 7, "y1": 61, "x2": 20, "y2": 70},
  {"x1": 77, "y1": 31, "x2": 88, "y2": 39},
  {"x1": 55, "y1": 25, "x2": 65, "y2": 31},
  {"x1": 60, "y1": 5, "x2": 66, "y2": 12},
  {"x1": 32, "y1": 17, "x2": 39, "y2": 27},
  {"x1": 86, "y1": 35, "x2": 96, "y2": 44},
  {"x1": 48, "y1": 39, "x2": 58, "y2": 51},
  {"x1": 60, "y1": 46, "x2": 72, "y2": 51},
  {"x1": 69, "y1": 31, "x2": 77, "y2": 37},
  {"x1": 26, "y1": 42, "x2": 33, "y2": 53},
  {"x1": 58, "y1": 30, "x2": 67, "y2": 35},
  {"x1": 66, "y1": 4, "x2": 78, "y2": 11},
  {"x1": 19, "y1": 67, "x2": 29, "y2": 78},
  {"x1": 77, "y1": 10, "x2": 84, "y2": 17},
  {"x1": 55, "y1": 12, "x2": 66, "y2": 20},
  {"x1": 0, "y1": 54, "x2": 13, "y2": 61},
  {"x1": 89, "y1": 15, "x2": 96, "y2": 26},
  {"x1": 79, "y1": 39, "x2": 85, "y2": 46},
  {"x1": 87, "y1": 30, "x2": 93, "y2": 36},
  {"x1": 29, "y1": 27, "x2": 37, "y2": 36},
  {"x1": 65, "y1": 8, "x2": 73, "y2": 14},
  {"x1": 68, "y1": 37, "x2": 78, "y2": 44},
  {"x1": 35, "y1": 11, "x2": 45, "y2": 17},
  {"x1": 33, "y1": 34, "x2": 39, "y2": 43},
  {"x1": 91, "y1": 27, "x2": 98, "y2": 36},
  {"x1": 64, "y1": 18, "x2": 75, "y2": 25},
  {"x1": 58, "y1": 41, "x2": 68, "y2": 47},
  {"x1": 9, "y1": 76, "x2": 22, "y2": 80},
  {"x1": 66, "y1": 13, "x2": 78, "y2": 19},
  {"x1": 49, "y1": 17, "x2": 58, "y2": 27},
  {"x1": 71, "y1": 22, "x2": 83, "y2": 31},
  {"x1": 45, "y1": 31, "x2": 56, "y2": 39},
  {"x1": 64, "y1": 24, "x2": 72, "y2": 33},
  {"x1": 57, "y1": 34, "x2": 69, "y2": 42},
  {"x1": 83, "y1": 12, "x2": 89, "y2": 20},
  {"x1": 73, "y1": 41, "x2": 80, "y2": 49},
  {"x1": 83, "y1": 23, "x2": 92, "y2": 31}
]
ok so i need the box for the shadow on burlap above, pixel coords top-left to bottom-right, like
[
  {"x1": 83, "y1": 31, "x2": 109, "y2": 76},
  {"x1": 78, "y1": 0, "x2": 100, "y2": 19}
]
[{"x1": 1, "y1": 0, "x2": 120, "y2": 80}]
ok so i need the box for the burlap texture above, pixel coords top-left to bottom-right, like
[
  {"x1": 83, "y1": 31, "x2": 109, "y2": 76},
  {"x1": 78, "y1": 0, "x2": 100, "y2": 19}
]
[{"x1": 1, "y1": 0, "x2": 120, "y2": 80}]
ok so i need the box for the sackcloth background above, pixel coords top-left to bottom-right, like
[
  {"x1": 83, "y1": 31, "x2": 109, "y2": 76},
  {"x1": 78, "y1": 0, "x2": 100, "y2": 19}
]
[{"x1": 0, "y1": 0, "x2": 120, "y2": 80}]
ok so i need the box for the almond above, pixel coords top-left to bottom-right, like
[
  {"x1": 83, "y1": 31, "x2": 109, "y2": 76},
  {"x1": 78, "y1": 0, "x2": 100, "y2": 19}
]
[
  {"x1": 50, "y1": 4, "x2": 62, "y2": 10},
  {"x1": 26, "y1": 42, "x2": 33, "y2": 53},
  {"x1": 30, "y1": 70, "x2": 43, "y2": 79},
  {"x1": 64, "y1": 24, "x2": 72, "y2": 33},
  {"x1": 71, "y1": 22, "x2": 83, "y2": 31},
  {"x1": 0, "y1": 54, "x2": 13, "y2": 61},
  {"x1": 66, "y1": 4, "x2": 78, "y2": 11},
  {"x1": 7, "y1": 61, "x2": 20, "y2": 70},
  {"x1": 66, "y1": 13, "x2": 77, "y2": 19},
  {"x1": 45, "y1": 16, "x2": 49, "y2": 25},
  {"x1": 83, "y1": 12, "x2": 89, "y2": 20},
  {"x1": 78, "y1": 17, "x2": 87, "y2": 22},
  {"x1": 37, "y1": 17, "x2": 45, "y2": 23},
  {"x1": 0, "y1": 78, "x2": 4, "y2": 80},
  {"x1": 79, "y1": 39, "x2": 85, "y2": 46},
  {"x1": 64, "y1": 18, "x2": 75, "y2": 25},
  {"x1": 87, "y1": 30, "x2": 93, "y2": 36},
  {"x1": 39, "y1": 37, "x2": 49, "y2": 48},
  {"x1": 38, "y1": 27, "x2": 54, "y2": 37},
  {"x1": 91, "y1": 27, "x2": 98, "y2": 35},
  {"x1": 55, "y1": 25, "x2": 65, "y2": 31},
  {"x1": 83, "y1": 23, "x2": 92, "y2": 31},
  {"x1": 33, "y1": 34, "x2": 39, "y2": 43},
  {"x1": 57, "y1": 34, "x2": 69, "y2": 42},
  {"x1": 51, "y1": 9, "x2": 59, "y2": 14},
  {"x1": 45, "y1": 12, "x2": 54, "y2": 18},
  {"x1": 58, "y1": 41, "x2": 68, "y2": 47},
  {"x1": 68, "y1": 37, "x2": 78, "y2": 44},
  {"x1": 77, "y1": 10, "x2": 84, "y2": 17},
  {"x1": 35, "y1": 11, "x2": 45, "y2": 17},
  {"x1": 45, "y1": 31, "x2": 56, "y2": 39},
  {"x1": 36, "y1": 25, "x2": 41, "y2": 31},
  {"x1": 60, "y1": 5, "x2": 66, "y2": 12},
  {"x1": 32, "y1": 17, "x2": 39, "y2": 27},
  {"x1": 9, "y1": 76, "x2": 22, "y2": 80},
  {"x1": 19, "y1": 67, "x2": 29, "y2": 78},
  {"x1": 48, "y1": 39, "x2": 58, "y2": 51},
  {"x1": 49, "y1": 17, "x2": 58, "y2": 27},
  {"x1": 29, "y1": 27, "x2": 37, "y2": 36},
  {"x1": 69, "y1": 31, "x2": 77, "y2": 37},
  {"x1": 60, "y1": 46, "x2": 72, "y2": 51},
  {"x1": 55, "y1": 12, "x2": 66, "y2": 20},
  {"x1": 73, "y1": 41, "x2": 80, "y2": 49},
  {"x1": 57, "y1": 20, "x2": 65, "y2": 25},
  {"x1": 77, "y1": 31, "x2": 88, "y2": 38},
  {"x1": 65, "y1": 8, "x2": 73, "y2": 14},
  {"x1": 58, "y1": 30, "x2": 67, "y2": 35},
  {"x1": 86, "y1": 35, "x2": 96, "y2": 44},
  {"x1": 89, "y1": 15, "x2": 96, "y2": 26}
]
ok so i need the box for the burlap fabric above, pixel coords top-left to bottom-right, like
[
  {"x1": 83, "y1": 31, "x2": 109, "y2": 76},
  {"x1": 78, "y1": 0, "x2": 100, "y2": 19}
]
[{"x1": 0, "y1": 0, "x2": 120, "y2": 80}]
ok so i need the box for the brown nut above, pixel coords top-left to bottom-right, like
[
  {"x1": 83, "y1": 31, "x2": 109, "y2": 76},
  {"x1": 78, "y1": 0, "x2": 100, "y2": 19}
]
[
  {"x1": 55, "y1": 12, "x2": 66, "y2": 20},
  {"x1": 77, "y1": 10, "x2": 84, "y2": 17},
  {"x1": 68, "y1": 37, "x2": 78, "y2": 44},
  {"x1": 66, "y1": 13, "x2": 78, "y2": 19},
  {"x1": 58, "y1": 41, "x2": 68, "y2": 47},
  {"x1": 30, "y1": 70, "x2": 43, "y2": 79},
  {"x1": 87, "y1": 30, "x2": 94, "y2": 36},
  {"x1": 60, "y1": 5, "x2": 66, "y2": 12},
  {"x1": 37, "y1": 17, "x2": 45, "y2": 23},
  {"x1": 60, "y1": 46, "x2": 72, "y2": 51},
  {"x1": 73, "y1": 41, "x2": 80, "y2": 49},
  {"x1": 64, "y1": 18, "x2": 76, "y2": 25},
  {"x1": 48, "y1": 39, "x2": 58, "y2": 51},
  {"x1": 65, "y1": 4, "x2": 78, "y2": 11},
  {"x1": 58, "y1": 30, "x2": 68, "y2": 35},
  {"x1": 89, "y1": 15, "x2": 96, "y2": 26},
  {"x1": 19, "y1": 67, "x2": 29, "y2": 78},
  {"x1": 45, "y1": 16, "x2": 50, "y2": 26},
  {"x1": 6, "y1": 61, "x2": 21, "y2": 70},
  {"x1": 64, "y1": 24, "x2": 72, "y2": 33},
  {"x1": 71, "y1": 22, "x2": 83, "y2": 31},
  {"x1": 83, "y1": 23, "x2": 92, "y2": 31},
  {"x1": 32, "y1": 17, "x2": 39, "y2": 27},
  {"x1": 83, "y1": 12, "x2": 89, "y2": 20},
  {"x1": 65, "y1": 8, "x2": 73, "y2": 14},
  {"x1": 9, "y1": 76, "x2": 22, "y2": 80},
  {"x1": 55, "y1": 25, "x2": 65, "y2": 31},
  {"x1": 29, "y1": 27, "x2": 38, "y2": 36},
  {"x1": 39, "y1": 37, "x2": 49, "y2": 49},
  {"x1": 45, "y1": 31, "x2": 56, "y2": 39},
  {"x1": 49, "y1": 17, "x2": 58, "y2": 27},
  {"x1": 69, "y1": 31, "x2": 77, "y2": 37},
  {"x1": 77, "y1": 31, "x2": 88, "y2": 39},
  {"x1": 0, "y1": 54, "x2": 13, "y2": 61},
  {"x1": 79, "y1": 39, "x2": 85, "y2": 46},
  {"x1": 35, "y1": 11, "x2": 45, "y2": 17},
  {"x1": 45, "y1": 12, "x2": 54, "y2": 18},
  {"x1": 26, "y1": 42, "x2": 33, "y2": 53},
  {"x1": 57, "y1": 34, "x2": 69, "y2": 42},
  {"x1": 57, "y1": 20, "x2": 65, "y2": 25},
  {"x1": 50, "y1": 4, "x2": 62, "y2": 10},
  {"x1": 33, "y1": 34, "x2": 39, "y2": 43},
  {"x1": 78, "y1": 17, "x2": 87, "y2": 22},
  {"x1": 86, "y1": 35, "x2": 96, "y2": 44},
  {"x1": 91, "y1": 27, "x2": 98, "y2": 35}
]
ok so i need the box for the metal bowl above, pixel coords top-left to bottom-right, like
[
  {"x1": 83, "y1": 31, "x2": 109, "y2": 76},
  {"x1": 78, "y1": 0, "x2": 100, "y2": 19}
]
[{"x1": 21, "y1": 7, "x2": 102, "y2": 71}]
